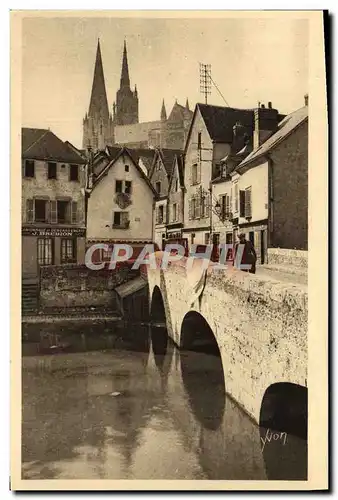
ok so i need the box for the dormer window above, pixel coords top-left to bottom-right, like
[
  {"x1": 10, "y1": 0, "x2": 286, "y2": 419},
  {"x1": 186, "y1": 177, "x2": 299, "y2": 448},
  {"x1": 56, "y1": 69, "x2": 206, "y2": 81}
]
[{"x1": 156, "y1": 181, "x2": 161, "y2": 194}]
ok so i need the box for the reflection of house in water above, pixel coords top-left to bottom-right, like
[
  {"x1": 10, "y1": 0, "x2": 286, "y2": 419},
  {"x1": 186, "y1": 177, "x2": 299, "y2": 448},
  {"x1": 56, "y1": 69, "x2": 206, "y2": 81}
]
[{"x1": 22, "y1": 363, "x2": 90, "y2": 475}]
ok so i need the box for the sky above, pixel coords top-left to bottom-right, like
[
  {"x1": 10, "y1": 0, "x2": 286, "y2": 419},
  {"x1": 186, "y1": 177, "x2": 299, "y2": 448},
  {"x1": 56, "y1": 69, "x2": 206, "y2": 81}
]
[{"x1": 22, "y1": 15, "x2": 309, "y2": 148}]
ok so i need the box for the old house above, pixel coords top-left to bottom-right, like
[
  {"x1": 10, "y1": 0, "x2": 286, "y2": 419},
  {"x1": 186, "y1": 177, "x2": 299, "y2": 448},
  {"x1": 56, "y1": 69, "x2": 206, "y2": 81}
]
[
  {"x1": 182, "y1": 103, "x2": 256, "y2": 247},
  {"x1": 232, "y1": 100, "x2": 308, "y2": 262},
  {"x1": 148, "y1": 148, "x2": 182, "y2": 249},
  {"x1": 22, "y1": 127, "x2": 87, "y2": 280},
  {"x1": 166, "y1": 154, "x2": 185, "y2": 241},
  {"x1": 86, "y1": 147, "x2": 157, "y2": 262}
]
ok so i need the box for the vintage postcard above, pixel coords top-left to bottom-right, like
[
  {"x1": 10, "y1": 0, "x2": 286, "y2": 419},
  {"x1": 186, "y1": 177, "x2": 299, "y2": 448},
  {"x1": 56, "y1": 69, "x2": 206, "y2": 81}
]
[{"x1": 11, "y1": 10, "x2": 328, "y2": 491}]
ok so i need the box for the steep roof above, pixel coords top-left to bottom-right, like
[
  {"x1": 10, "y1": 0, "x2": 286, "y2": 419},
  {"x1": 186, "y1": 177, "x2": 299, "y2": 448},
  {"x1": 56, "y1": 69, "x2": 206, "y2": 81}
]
[
  {"x1": 237, "y1": 106, "x2": 308, "y2": 170},
  {"x1": 198, "y1": 103, "x2": 254, "y2": 143},
  {"x1": 93, "y1": 147, "x2": 157, "y2": 196},
  {"x1": 168, "y1": 153, "x2": 185, "y2": 193},
  {"x1": 127, "y1": 148, "x2": 157, "y2": 174},
  {"x1": 22, "y1": 128, "x2": 86, "y2": 164},
  {"x1": 64, "y1": 141, "x2": 87, "y2": 159},
  {"x1": 159, "y1": 148, "x2": 183, "y2": 176},
  {"x1": 105, "y1": 146, "x2": 156, "y2": 175}
]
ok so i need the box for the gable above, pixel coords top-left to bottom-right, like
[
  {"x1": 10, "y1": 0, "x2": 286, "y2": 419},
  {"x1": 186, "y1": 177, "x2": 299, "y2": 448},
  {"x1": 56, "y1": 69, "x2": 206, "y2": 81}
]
[
  {"x1": 93, "y1": 148, "x2": 157, "y2": 196},
  {"x1": 184, "y1": 105, "x2": 212, "y2": 157}
]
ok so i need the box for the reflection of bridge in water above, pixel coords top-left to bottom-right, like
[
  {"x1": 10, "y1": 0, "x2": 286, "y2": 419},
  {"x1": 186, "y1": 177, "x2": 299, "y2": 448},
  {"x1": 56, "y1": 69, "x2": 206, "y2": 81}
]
[
  {"x1": 22, "y1": 319, "x2": 307, "y2": 480},
  {"x1": 147, "y1": 257, "x2": 308, "y2": 480}
]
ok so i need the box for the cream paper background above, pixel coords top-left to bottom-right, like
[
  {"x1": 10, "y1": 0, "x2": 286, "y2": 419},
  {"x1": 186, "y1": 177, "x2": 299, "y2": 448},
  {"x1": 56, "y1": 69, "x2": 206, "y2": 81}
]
[{"x1": 10, "y1": 9, "x2": 328, "y2": 491}]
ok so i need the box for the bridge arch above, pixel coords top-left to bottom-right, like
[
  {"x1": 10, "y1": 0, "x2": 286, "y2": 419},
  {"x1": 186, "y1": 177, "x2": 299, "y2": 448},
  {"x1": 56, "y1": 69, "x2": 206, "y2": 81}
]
[
  {"x1": 180, "y1": 311, "x2": 226, "y2": 431},
  {"x1": 259, "y1": 382, "x2": 308, "y2": 480}
]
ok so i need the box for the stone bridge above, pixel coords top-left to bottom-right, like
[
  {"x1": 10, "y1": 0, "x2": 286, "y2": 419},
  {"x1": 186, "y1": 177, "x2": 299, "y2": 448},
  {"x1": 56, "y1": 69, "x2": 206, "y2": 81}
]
[{"x1": 145, "y1": 255, "x2": 308, "y2": 429}]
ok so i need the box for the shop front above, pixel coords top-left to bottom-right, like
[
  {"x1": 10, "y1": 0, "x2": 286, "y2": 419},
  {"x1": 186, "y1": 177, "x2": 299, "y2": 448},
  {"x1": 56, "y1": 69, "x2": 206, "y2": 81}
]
[{"x1": 22, "y1": 226, "x2": 86, "y2": 280}]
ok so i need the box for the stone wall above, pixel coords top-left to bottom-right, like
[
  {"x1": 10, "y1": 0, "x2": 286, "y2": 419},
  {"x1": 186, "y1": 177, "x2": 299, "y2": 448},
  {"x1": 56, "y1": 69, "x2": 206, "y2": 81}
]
[
  {"x1": 40, "y1": 263, "x2": 139, "y2": 310},
  {"x1": 147, "y1": 259, "x2": 307, "y2": 423},
  {"x1": 267, "y1": 248, "x2": 308, "y2": 268}
]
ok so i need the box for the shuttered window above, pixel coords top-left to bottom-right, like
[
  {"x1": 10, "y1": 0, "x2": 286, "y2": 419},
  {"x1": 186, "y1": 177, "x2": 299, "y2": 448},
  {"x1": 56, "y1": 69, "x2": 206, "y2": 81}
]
[
  {"x1": 50, "y1": 201, "x2": 57, "y2": 223},
  {"x1": 71, "y1": 201, "x2": 78, "y2": 224},
  {"x1": 26, "y1": 199, "x2": 34, "y2": 222},
  {"x1": 191, "y1": 164, "x2": 198, "y2": 185},
  {"x1": 188, "y1": 198, "x2": 193, "y2": 220},
  {"x1": 225, "y1": 194, "x2": 230, "y2": 217},
  {"x1": 195, "y1": 197, "x2": 200, "y2": 218},
  {"x1": 245, "y1": 187, "x2": 252, "y2": 218},
  {"x1": 235, "y1": 184, "x2": 239, "y2": 212},
  {"x1": 239, "y1": 190, "x2": 246, "y2": 217}
]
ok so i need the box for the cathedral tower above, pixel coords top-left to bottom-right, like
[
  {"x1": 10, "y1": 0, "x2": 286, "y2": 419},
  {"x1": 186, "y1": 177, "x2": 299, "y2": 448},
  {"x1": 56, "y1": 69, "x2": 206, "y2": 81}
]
[
  {"x1": 113, "y1": 41, "x2": 139, "y2": 126},
  {"x1": 83, "y1": 40, "x2": 114, "y2": 151}
]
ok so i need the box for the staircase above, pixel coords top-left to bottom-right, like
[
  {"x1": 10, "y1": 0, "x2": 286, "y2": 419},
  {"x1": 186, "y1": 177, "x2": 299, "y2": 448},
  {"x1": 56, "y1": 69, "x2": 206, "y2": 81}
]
[{"x1": 22, "y1": 280, "x2": 39, "y2": 315}]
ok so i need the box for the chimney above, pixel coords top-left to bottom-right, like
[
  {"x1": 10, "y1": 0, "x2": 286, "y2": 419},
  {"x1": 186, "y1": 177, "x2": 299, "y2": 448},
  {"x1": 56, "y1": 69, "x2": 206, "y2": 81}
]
[
  {"x1": 253, "y1": 105, "x2": 279, "y2": 150},
  {"x1": 304, "y1": 94, "x2": 309, "y2": 106},
  {"x1": 268, "y1": 101, "x2": 272, "y2": 109}
]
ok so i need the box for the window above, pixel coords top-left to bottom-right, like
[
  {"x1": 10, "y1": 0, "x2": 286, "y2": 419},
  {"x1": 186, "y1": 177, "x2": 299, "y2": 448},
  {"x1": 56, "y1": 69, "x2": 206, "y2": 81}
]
[
  {"x1": 201, "y1": 195, "x2": 207, "y2": 218},
  {"x1": 125, "y1": 165, "x2": 129, "y2": 172},
  {"x1": 24, "y1": 160, "x2": 35, "y2": 178},
  {"x1": 244, "y1": 187, "x2": 252, "y2": 218},
  {"x1": 115, "y1": 180, "x2": 123, "y2": 193},
  {"x1": 37, "y1": 238, "x2": 53, "y2": 266},
  {"x1": 71, "y1": 201, "x2": 78, "y2": 224},
  {"x1": 48, "y1": 162, "x2": 57, "y2": 180},
  {"x1": 172, "y1": 203, "x2": 177, "y2": 222},
  {"x1": 61, "y1": 238, "x2": 77, "y2": 263},
  {"x1": 34, "y1": 200, "x2": 47, "y2": 222},
  {"x1": 234, "y1": 184, "x2": 239, "y2": 212},
  {"x1": 57, "y1": 200, "x2": 70, "y2": 224},
  {"x1": 191, "y1": 164, "x2": 198, "y2": 185},
  {"x1": 239, "y1": 190, "x2": 246, "y2": 217},
  {"x1": 205, "y1": 233, "x2": 210, "y2": 244},
  {"x1": 220, "y1": 195, "x2": 226, "y2": 219},
  {"x1": 156, "y1": 181, "x2": 161, "y2": 194},
  {"x1": 70, "y1": 164, "x2": 79, "y2": 182},
  {"x1": 157, "y1": 205, "x2": 164, "y2": 224},
  {"x1": 125, "y1": 181, "x2": 132, "y2": 194},
  {"x1": 113, "y1": 211, "x2": 129, "y2": 228},
  {"x1": 213, "y1": 233, "x2": 220, "y2": 246},
  {"x1": 102, "y1": 245, "x2": 112, "y2": 262}
]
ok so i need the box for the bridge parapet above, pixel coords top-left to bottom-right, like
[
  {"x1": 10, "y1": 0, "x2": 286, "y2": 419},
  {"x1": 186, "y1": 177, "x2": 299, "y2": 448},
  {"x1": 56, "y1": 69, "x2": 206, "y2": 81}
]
[{"x1": 146, "y1": 257, "x2": 307, "y2": 423}]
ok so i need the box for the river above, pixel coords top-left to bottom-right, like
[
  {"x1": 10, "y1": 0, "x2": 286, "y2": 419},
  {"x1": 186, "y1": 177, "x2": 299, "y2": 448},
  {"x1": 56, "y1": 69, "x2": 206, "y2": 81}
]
[{"x1": 22, "y1": 323, "x2": 307, "y2": 481}]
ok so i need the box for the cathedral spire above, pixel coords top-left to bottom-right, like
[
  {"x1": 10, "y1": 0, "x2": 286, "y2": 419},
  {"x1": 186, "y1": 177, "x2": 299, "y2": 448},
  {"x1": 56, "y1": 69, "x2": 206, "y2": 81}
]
[
  {"x1": 161, "y1": 99, "x2": 167, "y2": 121},
  {"x1": 185, "y1": 98, "x2": 190, "y2": 111},
  {"x1": 88, "y1": 39, "x2": 109, "y2": 119},
  {"x1": 120, "y1": 40, "x2": 130, "y2": 88}
]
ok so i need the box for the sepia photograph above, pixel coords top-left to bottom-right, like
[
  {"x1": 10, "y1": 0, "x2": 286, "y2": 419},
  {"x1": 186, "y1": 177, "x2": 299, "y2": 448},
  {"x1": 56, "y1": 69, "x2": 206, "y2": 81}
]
[{"x1": 10, "y1": 9, "x2": 328, "y2": 491}]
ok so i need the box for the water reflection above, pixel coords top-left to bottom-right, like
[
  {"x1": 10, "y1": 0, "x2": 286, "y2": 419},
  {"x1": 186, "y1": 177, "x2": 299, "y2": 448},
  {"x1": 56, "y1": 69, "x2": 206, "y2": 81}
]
[
  {"x1": 22, "y1": 324, "x2": 307, "y2": 481},
  {"x1": 180, "y1": 349, "x2": 225, "y2": 431}
]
